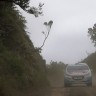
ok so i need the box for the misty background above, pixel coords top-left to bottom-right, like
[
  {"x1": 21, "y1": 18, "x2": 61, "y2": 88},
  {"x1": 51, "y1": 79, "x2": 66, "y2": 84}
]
[{"x1": 18, "y1": 0, "x2": 96, "y2": 64}]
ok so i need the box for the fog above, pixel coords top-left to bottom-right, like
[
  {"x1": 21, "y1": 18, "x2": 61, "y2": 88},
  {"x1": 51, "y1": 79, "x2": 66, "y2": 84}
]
[{"x1": 19, "y1": 0, "x2": 96, "y2": 64}]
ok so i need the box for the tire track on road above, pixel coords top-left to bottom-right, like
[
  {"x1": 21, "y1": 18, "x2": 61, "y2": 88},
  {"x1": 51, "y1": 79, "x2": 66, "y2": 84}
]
[{"x1": 51, "y1": 87, "x2": 70, "y2": 96}]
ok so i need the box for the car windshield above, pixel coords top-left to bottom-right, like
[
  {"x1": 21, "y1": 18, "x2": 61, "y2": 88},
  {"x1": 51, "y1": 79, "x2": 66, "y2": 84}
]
[{"x1": 67, "y1": 65, "x2": 89, "y2": 73}]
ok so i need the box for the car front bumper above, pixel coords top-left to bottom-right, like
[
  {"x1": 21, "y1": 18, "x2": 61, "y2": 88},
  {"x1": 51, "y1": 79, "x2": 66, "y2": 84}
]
[{"x1": 64, "y1": 76, "x2": 92, "y2": 86}]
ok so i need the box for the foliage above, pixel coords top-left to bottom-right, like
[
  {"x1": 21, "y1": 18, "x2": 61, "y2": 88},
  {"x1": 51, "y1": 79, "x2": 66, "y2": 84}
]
[
  {"x1": 40, "y1": 20, "x2": 53, "y2": 49},
  {"x1": 88, "y1": 23, "x2": 96, "y2": 46},
  {"x1": 0, "y1": 4, "x2": 49, "y2": 96},
  {"x1": 27, "y1": 3, "x2": 44, "y2": 17},
  {"x1": 11, "y1": 0, "x2": 29, "y2": 10},
  {"x1": 47, "y1": 61, "x2": 65, "y2": 76},
  {"x1": 0, "y1": 0, "x2": 44, "y2": 17},
  {"x1": 82, "y1": 52, "x2": 96, "y2": 73},
  {"x1": 46, "y1": 61, "x2": 65, "y2": 87}
]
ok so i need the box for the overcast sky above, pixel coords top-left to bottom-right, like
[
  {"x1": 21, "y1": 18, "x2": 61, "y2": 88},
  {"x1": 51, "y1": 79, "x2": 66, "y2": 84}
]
[{"x1": 19, "y1": 0, "x2": 96, "y2": 64}]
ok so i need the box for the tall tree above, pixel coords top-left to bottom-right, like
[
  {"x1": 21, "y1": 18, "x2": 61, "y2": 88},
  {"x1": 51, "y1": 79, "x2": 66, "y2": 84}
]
[{"x1": 88, "y1": 23, "x2": 96, "y2": 46}]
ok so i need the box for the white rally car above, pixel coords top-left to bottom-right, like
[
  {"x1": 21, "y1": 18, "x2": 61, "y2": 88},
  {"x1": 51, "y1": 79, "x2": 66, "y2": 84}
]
[{"x1": 64, "y1": 63, "x2": 92, "y2": 87}]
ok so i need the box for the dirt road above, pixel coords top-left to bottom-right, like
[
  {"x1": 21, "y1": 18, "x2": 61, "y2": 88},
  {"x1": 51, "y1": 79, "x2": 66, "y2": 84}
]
[
  {"x1": 51, "y1": 86, "x2": 96, "y2": 96},
  {"x1": 51, "y1": 75, "x2": 96, "y2": 96},
  {"x1": 49, "y1": 73, "x2": 96, "y2": 96}
]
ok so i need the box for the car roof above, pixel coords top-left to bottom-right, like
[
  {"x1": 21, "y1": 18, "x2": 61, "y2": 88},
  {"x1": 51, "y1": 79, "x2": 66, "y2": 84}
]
[
  {"x1": 75, "y1": 63, "x2": 87, "y2": 65},
  {"x1": 67, "y1": 63, "x2": 88, "y2": 67}
]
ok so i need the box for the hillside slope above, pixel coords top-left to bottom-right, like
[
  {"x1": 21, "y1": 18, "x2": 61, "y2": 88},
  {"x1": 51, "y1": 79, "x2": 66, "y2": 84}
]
[
  {"x1": 82, "y1": 52, "x2": 96, "y2": 73},
  {"x1": 0, "y1": 2, "x2": 49, "y2": 96}
]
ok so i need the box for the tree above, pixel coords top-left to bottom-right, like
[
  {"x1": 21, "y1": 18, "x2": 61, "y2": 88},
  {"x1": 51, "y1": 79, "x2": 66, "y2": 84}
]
[
  {"x1": 40, "y1": 20, "x2": 53, "y2": 49},
  {"x1": 88, "y1": 24, "x2": 96, "y2": 46},
  {"x1": 34, "y1": 20, "x2": 53, "y2": 53},
  {"x1": 1, "y1": 0, "x2": 44, "y2": 17},
  {"x1": 0, "y1": 0, "x2": 53, "y2": 51},
  {"x1": 11, "y1": 0, "x2": 29, "y2": 10}
]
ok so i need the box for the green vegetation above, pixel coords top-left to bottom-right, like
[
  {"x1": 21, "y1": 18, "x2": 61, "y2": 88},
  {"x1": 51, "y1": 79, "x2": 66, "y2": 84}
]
[
  {"x1": 82, "y1": 52, "x2": 96, "y2": 73},
  {"x1": 82, "y1": 23, "x2": 96, "y2": 73},
  {"x1": 0, "y1": 2, "x2": 49, "y2": 96},
  {"x1": 47, "y1": 61, "x2": 65, "y2": 87},
  {"x1": 88, "y1": 24, "x2": 96, "y2": 46},
  {"x1": 1, "y1": 1, "x2": 96, "y2": 96},
  {"x1": 79, "y1": 23, "x2": 96, "y2": 74},
  {"x1": 1, "y1": 0, "x2": 44, "y2": 17}
]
